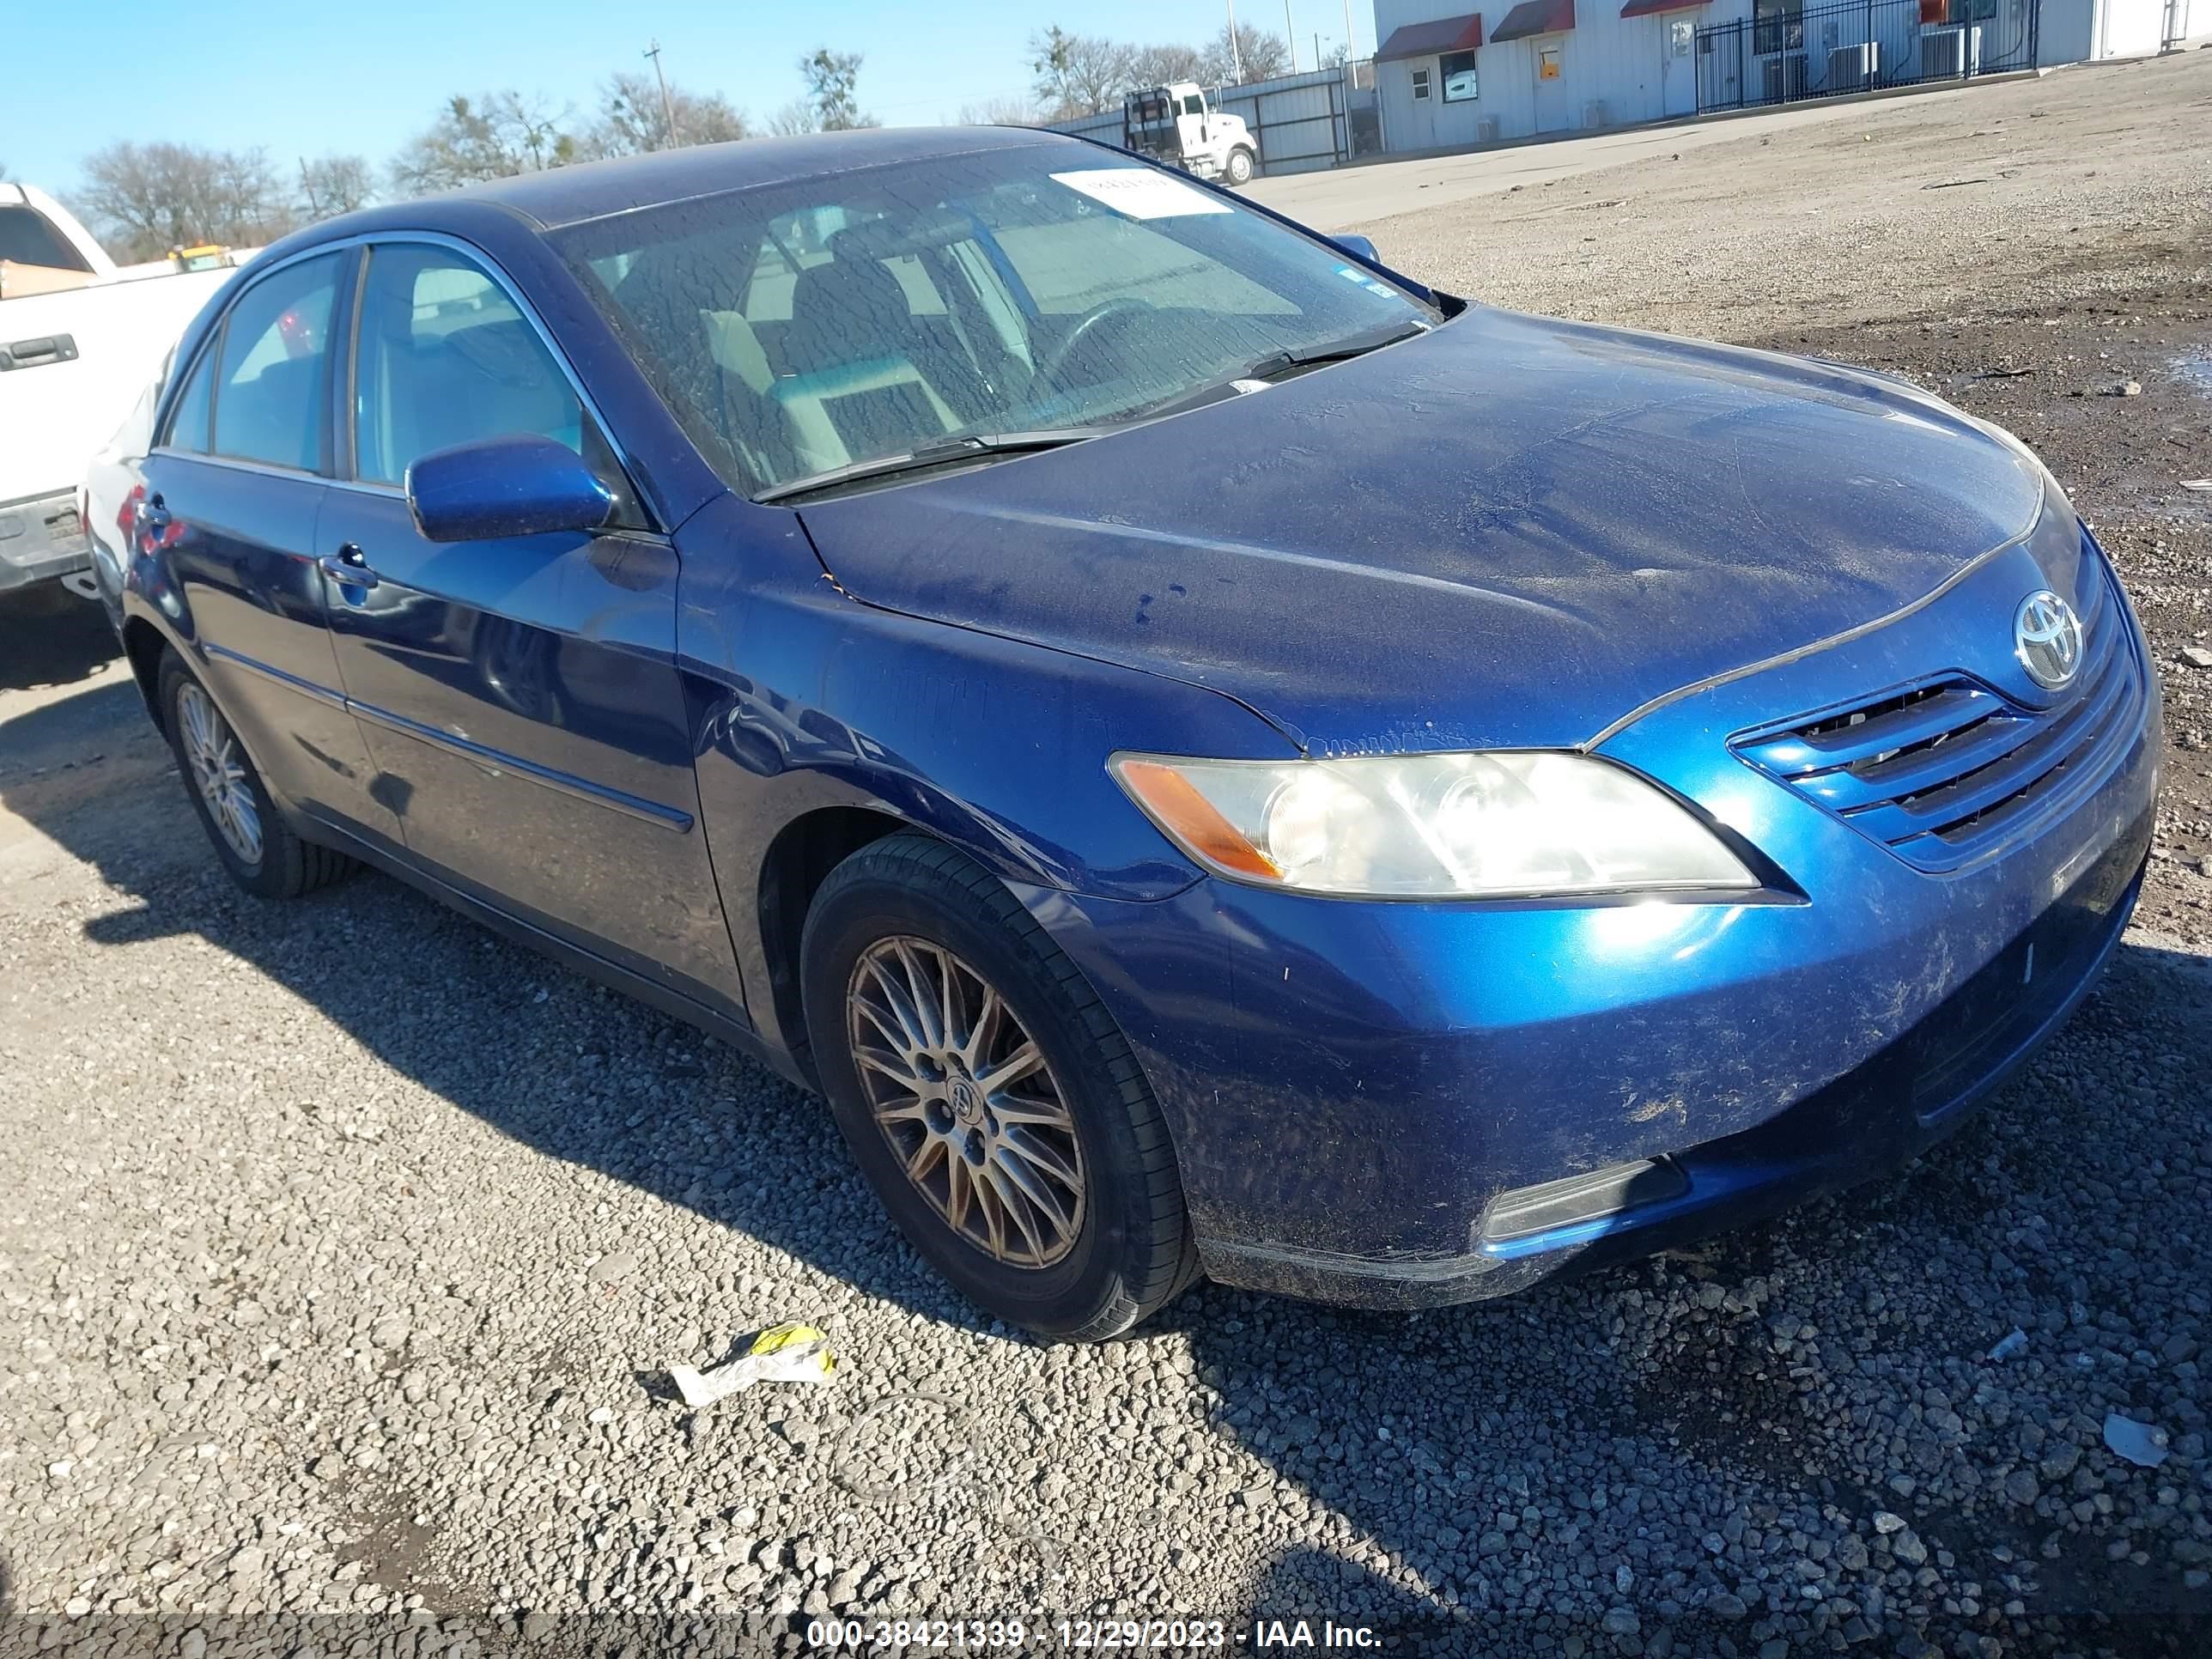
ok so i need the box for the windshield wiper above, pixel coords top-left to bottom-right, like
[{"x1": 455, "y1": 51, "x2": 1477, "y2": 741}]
[
  {"x1": 1241, "y1": 319, "x2": 1433, "y2": 381},
  {"x1": 755, "y1": 428, "x2": 1103, "y2": 504},
  {"x1": 1126, "y1": 319, "x2": 1434, "y2": 422}
]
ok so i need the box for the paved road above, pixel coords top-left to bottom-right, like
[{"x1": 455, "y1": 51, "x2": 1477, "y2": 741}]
[{"x1": 1246, "y1": 81, "x2": 1999, "y2": 231}]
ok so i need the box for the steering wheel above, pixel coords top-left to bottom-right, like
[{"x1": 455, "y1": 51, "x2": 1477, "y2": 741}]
[{"x1": 1032, "y1": 299, "x2": 1158, "y2": 391}]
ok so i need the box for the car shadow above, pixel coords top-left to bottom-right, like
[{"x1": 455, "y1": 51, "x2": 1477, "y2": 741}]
[{"x1": 4, "y1": 677, "x2": 2209, "y2": 1650}]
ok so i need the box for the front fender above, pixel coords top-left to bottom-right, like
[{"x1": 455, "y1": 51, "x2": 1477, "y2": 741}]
[{"x1": 673, "y1": 491, "x2": 1296, "y2": 1053}]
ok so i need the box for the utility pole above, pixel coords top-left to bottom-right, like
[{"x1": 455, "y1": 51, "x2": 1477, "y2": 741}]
[
  {"x1": 296, "y1": 157, "x2": 320, "y2": 219},
  {"x1": 1343, "y1": 0, "x2": 1357, "y2": 66},
  {"x1": 643, "y1": 39, "x2": 680, "y2": 149},
  {"x1": 1225, "y1": 0, "x2": 1244, "y2": 83}
]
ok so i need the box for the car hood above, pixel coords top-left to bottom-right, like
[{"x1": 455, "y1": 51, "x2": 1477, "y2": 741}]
[{"x1": 794, "y1": 306, "x2": 2045, "y2": 752}]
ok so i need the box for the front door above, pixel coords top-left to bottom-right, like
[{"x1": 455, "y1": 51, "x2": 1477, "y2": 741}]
[
  {"x1": 1532, "y1": 37, "x2": 1573, "y2": 131},
  {"x1": 319, "y1": 240, "x2": 744, "y2": 1015},
  {"x1": 1662, "y1": 16, "x2": 1699, "y2": 116},
  {"x1": 141, "y1": 248, "x2": 398, "y2": 843},
  {"x1": 1176, "y1": 92, "x2": 1211, "y2": 161}
]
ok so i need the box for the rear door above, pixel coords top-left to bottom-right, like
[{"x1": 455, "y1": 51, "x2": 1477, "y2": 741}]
[
  {"x1": 318, "y1": 239, "x2": 742, "y2": 1012},
  {"x1": 139, "y1": 248, "x2": 398, "y2": 841}
]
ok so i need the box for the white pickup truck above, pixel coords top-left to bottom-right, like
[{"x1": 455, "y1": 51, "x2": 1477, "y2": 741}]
[{"x1": 0, "y1": 184, "x2": 247, "y2": 605}]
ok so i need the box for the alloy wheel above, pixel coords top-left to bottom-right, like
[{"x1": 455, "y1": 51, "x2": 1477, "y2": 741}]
[
  {"x1": 177, "y1": 682, "x2": 263, "y2": 866},
  {"x1": 846, "y1": 936, "x2": 1087, "y2": 1267}
]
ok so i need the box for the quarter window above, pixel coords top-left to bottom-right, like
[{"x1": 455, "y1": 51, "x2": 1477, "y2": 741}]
[
  {"x1": 1441, "y1": 50, "x2": 1479, "y2": 101},
  {"x1": 165, "y1": 343, "x2": 217, "y2": 454},
  {"x1": 212, "y1": 253, "x2": 342, "y2": 471},
  {"x1": 353, "y1": 245, "x2": 586, "y2": 486},
  {"x1": 0, "y1": 204, "x2": 91, "y2": 272}
]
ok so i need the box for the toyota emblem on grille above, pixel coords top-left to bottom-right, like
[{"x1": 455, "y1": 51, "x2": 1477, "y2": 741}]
[{"x1": 2014, "y1": 589, "x2": 2083, "y2": 690}]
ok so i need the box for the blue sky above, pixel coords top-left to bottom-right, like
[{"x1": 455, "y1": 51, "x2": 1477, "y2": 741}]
[{"x1": 3, "y1": 0, "x2": 1372, "y2": 194}]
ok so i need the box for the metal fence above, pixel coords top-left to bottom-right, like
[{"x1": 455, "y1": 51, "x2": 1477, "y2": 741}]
[
  {"x1": 1694, "y1": 0, "x2": 2039, "y2": 113},
  {"x1": 1044, "y1": 64, "x2": 1381, "y2": 177}
]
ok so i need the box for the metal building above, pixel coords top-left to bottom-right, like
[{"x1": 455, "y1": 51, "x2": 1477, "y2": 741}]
[{"x1": 1370, "y1": 0, "x2": 2200, "y2": 150}]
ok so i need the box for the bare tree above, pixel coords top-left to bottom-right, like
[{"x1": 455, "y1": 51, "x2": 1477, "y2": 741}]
[
  {"x1": 1030, "y1": 27, "x2": 1133, "y2": 118},
  {"x1": 767, "y1": 100, "x2": 821, "y2": 137},
  {"x1": 957, "y1": 94, "x2": 1043, "y2": 126},
  {"x1": 1199, "y1": 24, "x2": 1291, "y2": 86},
  {"x1": 295, "y1": 154, "x2": 375, "y2": 221},
  {"x1": 389, "y1": 92, "x2": 579, "y2": 195},
  {"x1": 588, "y1": 72, "x2": 750, "y2": 157},
  {"x1": 77, "y1": 141, "x2": 295, "y2": 261},
  {"x1": 799, "y1": 48, "x2": 876, "y2": 132},
  {"x1": 1125, "y1": 43, "x2": 1206, "y2": 88}
]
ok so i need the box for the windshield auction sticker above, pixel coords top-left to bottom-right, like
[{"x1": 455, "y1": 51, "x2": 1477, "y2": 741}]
[{"x1": 1050, "y1": 168, "x2": 1233, "y2": 220}]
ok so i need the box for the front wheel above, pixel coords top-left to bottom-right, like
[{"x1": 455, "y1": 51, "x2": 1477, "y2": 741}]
[
  {"x1": 801, "y1": 833, "x2": 1196, "y2": 1340},
  {"x1": 1224, "y1": 147, "x2": 1255, "y2": 187}
]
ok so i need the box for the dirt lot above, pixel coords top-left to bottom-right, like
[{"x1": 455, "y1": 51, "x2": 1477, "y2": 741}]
[{"x1": 3, "y1": 52, "x2": 2209, "y2": 1657}]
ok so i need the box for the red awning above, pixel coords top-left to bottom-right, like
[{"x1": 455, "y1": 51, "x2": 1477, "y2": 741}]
[
  {"x1": 1489, "y1": 0, "x2": 1577, "y2": 40},
  {"x1": 1376, "y1": 12, "x2": 1486, "y2": 59},
  {"x1": 1619, "y1": 0, "x2": 1704, "y2": 15}
]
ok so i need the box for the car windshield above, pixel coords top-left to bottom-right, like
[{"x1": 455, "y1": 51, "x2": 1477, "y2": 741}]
[{"x1": 550, "y1": 141, "x2": 1441, "y2": 497}]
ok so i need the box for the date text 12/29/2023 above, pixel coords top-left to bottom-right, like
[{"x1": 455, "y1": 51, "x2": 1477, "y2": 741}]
[{"x1": 803, "y1": 1618, "x2": 1382, "y2": 1649}]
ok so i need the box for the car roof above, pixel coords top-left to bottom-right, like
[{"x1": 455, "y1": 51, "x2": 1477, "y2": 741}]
[{"x1": 368, "y1": 125, "x2": 1088, "y2": 238}]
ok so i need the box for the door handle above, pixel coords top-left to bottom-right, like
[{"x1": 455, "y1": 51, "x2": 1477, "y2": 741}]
[{"x1": 319, "y1": 543, "x2": 380, "y2": 590}]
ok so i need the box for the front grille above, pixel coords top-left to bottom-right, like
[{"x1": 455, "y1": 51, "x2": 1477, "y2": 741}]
[{"x1": 1734, "y1": 556, "x2": 2143, "y2": 872}]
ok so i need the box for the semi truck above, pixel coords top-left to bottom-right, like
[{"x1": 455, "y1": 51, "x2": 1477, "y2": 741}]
[{"x1": 1121, "y1": 83, "x2": 1259, "y2": 187}]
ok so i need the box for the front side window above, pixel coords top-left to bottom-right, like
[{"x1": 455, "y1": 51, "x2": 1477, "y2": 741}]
[
  {"x1": 212, "y1": 252, "x2": 341, "y2": 471},
  {"x1": 353, "y1": 245, "x2": 587, "y2": 485},
  {"x1": 1441, "y1": 51, "x2": 1480, "y2": 100},
  {"x1": 1182, "y1": 94, "x2": 1206, "y2": 115},
  {"x1": 556, "y1": 143, "x2": 1439, "y2": 495}
]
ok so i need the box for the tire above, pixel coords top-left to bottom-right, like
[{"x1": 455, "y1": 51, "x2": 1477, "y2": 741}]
[
  {"x1": 159, "y1": 650, "x2": 351, "y2": 900},
  {"x1": 1224, "y1": 147, "x2": 1255, "y2": 187},
  {"x1": 802, "y1": 832, "x2": 1197, "y2": 1340}
]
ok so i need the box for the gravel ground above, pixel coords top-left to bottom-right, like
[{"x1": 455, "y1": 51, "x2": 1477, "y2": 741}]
[{"x1": 4, "y1": 52, "x2": 2211, "y2": 1658}]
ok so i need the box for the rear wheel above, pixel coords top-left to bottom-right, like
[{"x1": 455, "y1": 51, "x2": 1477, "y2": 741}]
[
  {"x1": 1224, "y1": 147, "x2": 1255, "y2": 186},
  {"x1": 802, "y1": 833, "x2": 1196, "y2": 1340},
  {"x1": 160, "y1": 651, "x2": 351, "y2": 899}
]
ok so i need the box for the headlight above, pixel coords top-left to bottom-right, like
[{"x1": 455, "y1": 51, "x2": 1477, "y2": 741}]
[{"x1": 1109, "y1": 750, "x2": 1756, "y2": 899}]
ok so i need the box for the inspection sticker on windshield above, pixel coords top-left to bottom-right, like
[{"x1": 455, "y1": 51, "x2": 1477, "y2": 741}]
[
  {"x1": 1050, "y1": 168, "x2": 1231, "y2": 220},
  {"x1": 1336, "y1": 264, "x2": 1396, "y2": 298}
]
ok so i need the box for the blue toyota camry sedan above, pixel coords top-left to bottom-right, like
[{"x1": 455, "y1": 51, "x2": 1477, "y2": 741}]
[{"x1": 93, "y1": 127, "x2": 2159, "y2": 1339}]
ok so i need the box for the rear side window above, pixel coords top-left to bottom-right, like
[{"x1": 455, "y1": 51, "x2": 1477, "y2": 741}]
[
  {"x1": 165, "y1": 344, "x2": 216, "y2": 453},
  {"x1": 353, "y1": 244, "x2": 585, "y2": 486},
  {"x1": 0, "y1": 204, "x2": 91, "y2": 272},
  {"x1": 213, "y1": 253, "x2": 342, "y2": 471}
]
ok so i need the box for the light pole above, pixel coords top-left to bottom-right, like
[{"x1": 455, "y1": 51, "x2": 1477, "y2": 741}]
[
  {"x1": 1286, "y1": 0, "x2": 1297, "y2": 70},
  {"x1": 1225, "y1": 0, "x2": 1244, "y2": 83},
  {"x1": 643, "y1": 39, "x2": 680, "y2": 149}
]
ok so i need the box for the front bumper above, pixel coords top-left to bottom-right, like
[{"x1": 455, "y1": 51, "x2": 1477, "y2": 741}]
[
  {"x1": 0, "y1": 490, "x2": 92, "y2": 594},
  {"x1": 1028, "y1": 539, "x2": 2163, "y2": 1310}
]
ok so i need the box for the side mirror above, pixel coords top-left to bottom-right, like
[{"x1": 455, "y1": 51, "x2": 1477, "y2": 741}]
[
  {"x1": 1332, "y1": 233, "x2": 1381, "y2": 264},
  {"x1": 405, "y1": 434, "x2": 615, "y2": 544}
]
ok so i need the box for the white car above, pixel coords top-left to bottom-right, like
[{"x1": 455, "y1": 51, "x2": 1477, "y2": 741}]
[{"x1": 0, "y1": 183, "x2": 247, "y2": 606}]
